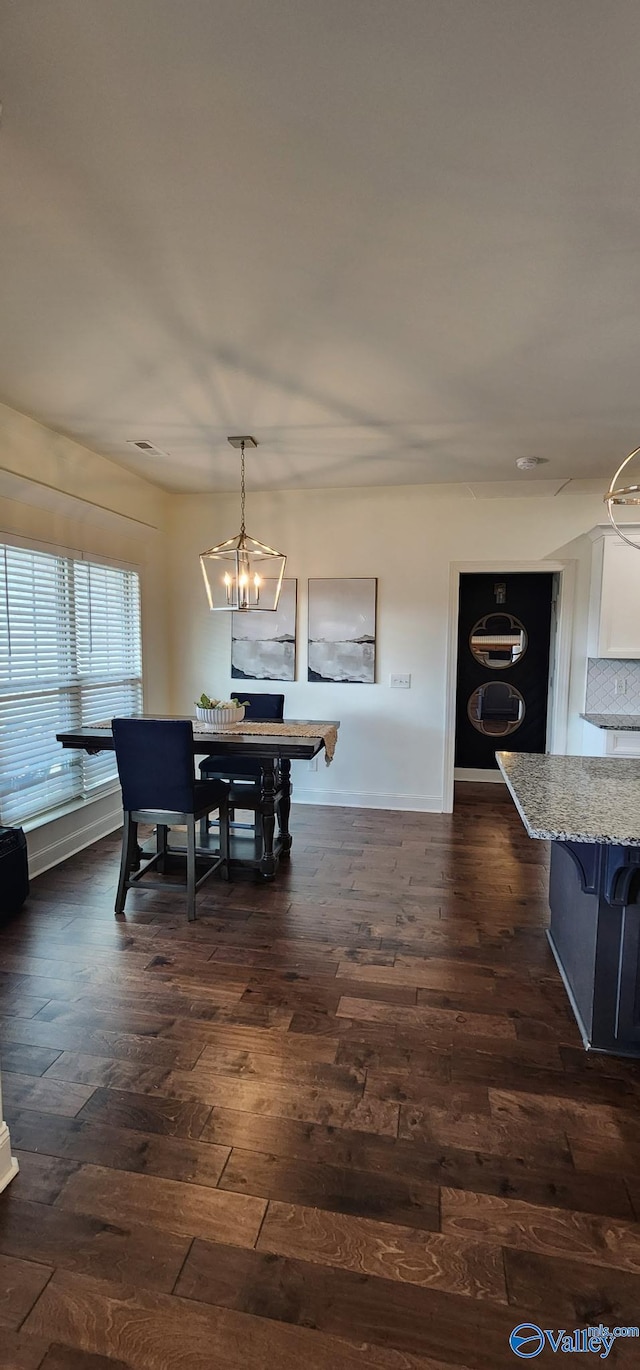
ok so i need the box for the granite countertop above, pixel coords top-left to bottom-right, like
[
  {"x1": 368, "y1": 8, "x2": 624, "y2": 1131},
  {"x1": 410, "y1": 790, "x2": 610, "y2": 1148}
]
[
  {"x1": 581, "y1": 713, "x2": 640, "y2": 730},
  {"x1": 496, "y1": 751, "x2": 640, "y2": 846}
]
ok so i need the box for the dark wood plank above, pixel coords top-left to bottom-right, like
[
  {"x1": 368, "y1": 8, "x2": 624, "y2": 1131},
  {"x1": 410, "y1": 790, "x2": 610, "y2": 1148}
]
[
  {"x1": 504, "y1": 1246, "x2": 640, "y2": 1325},
  {"x1": 0, "y1": 1196, "x2": 191, "y2": 1293},
  {"x1": 75, "y1": 1087, "x2": 212, "y2": 1139},
  {"x1": 489, "y1": 1083, "x2": 637, "y2": 1126},
  {"x1": 441, "y1": 1187, "x2": 640, "y2": 1275},
  {"x1": 257, "y1": 1201, "x2": 507, "y2": 1302},
  {"x1": 1, "y1": 1014, "x2": 206, "y2": 1069},
  {"x1": 2, "y1": 1073, "x2": 95, "y2": 1119},
  {"x1": 0, "y1": 1331, "x2": 51, "y2": 1370},
  {"x1": 39, "y1": 1347, "x2": 131, "y2": 1370},
  {"x1": 55, "y1": 1059, "x2": 396, "y2": 1135},
  {"x1": 0, "y1": 993, "x2": 54, "y2": 1019},
  {"x1": 200, "y1": 1105, "x2": 425, "y2": 1171},
  {"x1": 364, "y1": 1075, "x2": 490, "y2": 1113},
  {"x1": 568, "y1": 1126, "x2": 640, "y2": 1175},
  {"x1": 57, "y1": 1163, "x2": 267, "y2": 1247},
  {"x1": 176, "y1": 1238, "x2": 532, "y2": 1367},
  {"x1": 450, "y1": 1039, "x2": 565, "y2": 1078},
  {"x1": 0, "y1": 1041, "x2": 63, "y2": 1075},
  {"x1": 35, "y1": 998, "x2": 294, "y2": 1033},
  {"x1": 218, "y1": 1149, "x2": 440, "y2": 1228},
  {"x1": 242, "y1": 974, "x2": 418, "y2": 1012},
  {"x1": 399, "y1": 1105, "x2": 574, "y2": 1166},
  {"x1": 22, "y1": 1269, "x2": 460, "y2": 1370},
  {"x1": 194, "y1": 1022, "x2": 340, "y2": 1063},
  {"x1": 8, "y1": 1110, "x2": 230, "y2": 1188},
  {"x1": 0, "y1": 1250, "x2": 53, "y2": 1329},
  {"x1": 336, "y1": 996, "x2": 517, "y2": 1040},
  {"x1": 335, "y1": 959, "x2": 500, "y2": 993},
  {"x1": 44, "y1": 1048, "x2": 364, "y2": 1097},
  {"x1": 11, "y1": 1150, "x2": 80, "y2": 1204},
  {"x1": 336, "y1": 1037, "x2": 451, "y2": 1079}
]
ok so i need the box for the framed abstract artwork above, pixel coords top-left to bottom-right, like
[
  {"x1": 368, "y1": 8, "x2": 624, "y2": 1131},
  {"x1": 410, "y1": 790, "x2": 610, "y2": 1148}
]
[
  {"x1": 231, "y1": 578, "x2": 297, "y2": 681},
  {"x1": 308, "y1": 578, "x2": 377, "y2": 683}
]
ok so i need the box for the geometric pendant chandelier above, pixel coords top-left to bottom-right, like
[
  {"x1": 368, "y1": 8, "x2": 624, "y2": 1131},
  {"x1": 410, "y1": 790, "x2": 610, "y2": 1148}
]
[
  {"x1": 200, "y1": 436, "x2": 287, "y2": 611},
  {"x1": 604, "y1": 444, "x2": 640, "y2": 551}
]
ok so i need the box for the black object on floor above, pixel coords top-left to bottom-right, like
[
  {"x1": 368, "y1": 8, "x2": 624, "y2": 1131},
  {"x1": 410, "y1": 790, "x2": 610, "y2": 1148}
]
[{"x1": 0, "y1": 827, "x2": 29, "y2": 918}]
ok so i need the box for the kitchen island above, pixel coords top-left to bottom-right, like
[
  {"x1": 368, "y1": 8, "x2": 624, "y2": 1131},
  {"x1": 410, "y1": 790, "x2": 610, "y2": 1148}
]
[{"x1": 497, "y1": 751, "x2": 640, "y2": 1057}]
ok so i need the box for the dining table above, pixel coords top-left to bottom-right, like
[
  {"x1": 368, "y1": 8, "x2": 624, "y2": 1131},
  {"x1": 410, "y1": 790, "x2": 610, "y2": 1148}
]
[{"x1": 56, "y1": 716, "x2": 339, "y2": 879}]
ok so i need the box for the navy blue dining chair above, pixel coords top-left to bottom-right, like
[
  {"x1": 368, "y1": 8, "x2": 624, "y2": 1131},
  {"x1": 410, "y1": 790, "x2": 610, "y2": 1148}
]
[
  {"x1": 476, "y1": 681, "x2": 521, "y2": 723},
  {"x1": 198, "y1": 692, "x2": 285, "y2": 850},
  {"x1": 112, "y1": 718, "x2": 229, "y2": 922}
]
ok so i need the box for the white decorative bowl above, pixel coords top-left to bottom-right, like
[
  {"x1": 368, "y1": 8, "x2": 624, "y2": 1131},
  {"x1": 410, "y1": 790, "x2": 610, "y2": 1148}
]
[{"x1": 195, "y1": 704, "x2": 245, "y2": 727}]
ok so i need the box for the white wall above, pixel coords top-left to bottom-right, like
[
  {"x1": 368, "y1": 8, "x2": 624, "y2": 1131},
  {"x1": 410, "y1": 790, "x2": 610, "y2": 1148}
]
[
  {"x1": 168, "y1": 482, "x2": 611, "y2": 812},
  {"x1": 0, "y1": 403, "x2": 171, "y2": 874}
]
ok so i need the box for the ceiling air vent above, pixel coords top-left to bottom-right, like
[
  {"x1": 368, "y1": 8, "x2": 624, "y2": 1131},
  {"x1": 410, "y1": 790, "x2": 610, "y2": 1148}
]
[{"x1": 126, "y1": 440, "x2": 170, "y2": 457}]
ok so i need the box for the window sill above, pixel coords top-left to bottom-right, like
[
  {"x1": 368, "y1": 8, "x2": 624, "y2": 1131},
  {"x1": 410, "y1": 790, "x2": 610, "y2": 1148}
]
[{"x1": 21, "y1": 784, "x2": 122, "y2": 835}]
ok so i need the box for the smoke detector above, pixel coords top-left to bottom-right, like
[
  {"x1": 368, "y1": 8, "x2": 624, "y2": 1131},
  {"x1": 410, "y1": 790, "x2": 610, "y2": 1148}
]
[{"x1": 515, "y1": 456, "x2": 545, "y2": 471}]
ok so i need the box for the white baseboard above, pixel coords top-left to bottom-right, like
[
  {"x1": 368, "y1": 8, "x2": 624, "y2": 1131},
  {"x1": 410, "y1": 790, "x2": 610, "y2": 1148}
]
[
  {"x1": 24, "y1": 786, "x2": 450, "y2": 877},
  {"x1": 454, "y1": 768, "x2": 507, "y2": 785},
  {"x1": 291, "y1": 788, "x2": 444, "y2": 812},
  {"x1": 24, "y1": 786, "x2": 448, "y2": 880},
  {"x1": 27, "y1": 798, "x2": 123, "y2": 879},
  {"x1": 0, "y1": 1122, "x2": 19, "y2": 1195}
]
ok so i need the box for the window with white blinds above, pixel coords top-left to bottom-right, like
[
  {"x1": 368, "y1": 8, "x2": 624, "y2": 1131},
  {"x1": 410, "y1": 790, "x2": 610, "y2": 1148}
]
[{"x1": 0, "y1": 544, "x2": 142, "y2": 826}]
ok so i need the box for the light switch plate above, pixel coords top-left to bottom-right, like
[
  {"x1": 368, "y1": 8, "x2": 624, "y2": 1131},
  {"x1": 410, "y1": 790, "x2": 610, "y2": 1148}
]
[{"x1": 390, "y1": 673, "x2": 411, "y2": 689}]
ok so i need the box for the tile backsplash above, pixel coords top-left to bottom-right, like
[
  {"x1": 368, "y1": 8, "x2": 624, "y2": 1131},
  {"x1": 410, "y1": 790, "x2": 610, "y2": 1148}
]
[{"x1": 585, "y1": 658, "x2": 640, "y2": 715}]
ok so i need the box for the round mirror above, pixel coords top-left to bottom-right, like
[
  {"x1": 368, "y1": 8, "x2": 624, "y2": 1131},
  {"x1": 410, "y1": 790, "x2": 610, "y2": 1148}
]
[
  {"x1": 467, "y1": 682, "x2": 525, "y2": 737},
  {"x1": 469, "y1": 613, "x2": 527, "y2": 670}
]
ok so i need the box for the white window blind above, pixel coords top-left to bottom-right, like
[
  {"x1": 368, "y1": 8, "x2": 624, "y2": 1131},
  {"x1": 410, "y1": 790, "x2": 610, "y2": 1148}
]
[{"x1": 0, "y1": 544, "x2": 142, "y2": 826}]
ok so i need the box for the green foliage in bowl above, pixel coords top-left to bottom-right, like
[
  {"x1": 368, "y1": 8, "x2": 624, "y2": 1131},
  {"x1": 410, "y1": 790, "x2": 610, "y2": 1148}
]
[{"x1": 195, "y1": 694, "x2": 248, "y2": 709}]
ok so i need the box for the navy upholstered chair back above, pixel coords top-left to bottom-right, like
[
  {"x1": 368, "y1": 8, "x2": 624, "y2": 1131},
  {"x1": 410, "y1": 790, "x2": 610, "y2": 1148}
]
[
  {"x1": 477, "y1": 682, "x2": 520, "y2": 722},
  {"x1": 200, "y1": 693, "x2": 286, "y2": 784},
  {"x1": 113, "y1": 718, "x2": 196, "y2": 813},
  {"x1": 232, "y1": 692, "x2": 284, "y2": 721}
]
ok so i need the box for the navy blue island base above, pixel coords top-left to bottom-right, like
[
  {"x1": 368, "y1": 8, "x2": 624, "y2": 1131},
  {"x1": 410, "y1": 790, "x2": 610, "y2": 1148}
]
[{"x1": 498, "y1": 750, "x2": 640, "y2": 1059}]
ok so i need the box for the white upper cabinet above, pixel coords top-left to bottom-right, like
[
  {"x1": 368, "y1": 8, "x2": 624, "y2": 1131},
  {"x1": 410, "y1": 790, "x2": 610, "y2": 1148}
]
[{"x1": 589, "y1": 532, "x2": 640, "y2": 658}]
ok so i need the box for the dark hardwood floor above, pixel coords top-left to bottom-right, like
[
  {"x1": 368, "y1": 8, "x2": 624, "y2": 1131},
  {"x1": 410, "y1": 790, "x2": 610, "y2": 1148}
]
[{"x1": 2, "y1": 785, "x2": 640, "y2": 1368}]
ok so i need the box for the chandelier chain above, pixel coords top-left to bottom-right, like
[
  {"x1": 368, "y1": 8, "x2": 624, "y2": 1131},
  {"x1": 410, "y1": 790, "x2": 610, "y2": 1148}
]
[{"x1": 240, "y1": 440, "x2": 246, "y2": 536}]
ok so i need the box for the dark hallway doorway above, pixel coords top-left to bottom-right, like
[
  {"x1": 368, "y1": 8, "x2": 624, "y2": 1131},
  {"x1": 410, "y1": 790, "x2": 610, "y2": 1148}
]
[{"x1": 454, "y1": 572, "x2": 554, "y2": 772}]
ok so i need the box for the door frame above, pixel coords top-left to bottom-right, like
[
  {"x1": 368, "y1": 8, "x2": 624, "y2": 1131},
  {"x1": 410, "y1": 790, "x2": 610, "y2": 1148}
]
[{"x1": 443, "y1": 559, "x2": 576, "y2": 812}]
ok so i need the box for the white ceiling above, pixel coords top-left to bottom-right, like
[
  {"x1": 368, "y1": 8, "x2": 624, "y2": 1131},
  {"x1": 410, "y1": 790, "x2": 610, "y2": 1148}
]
[{"x1": 1, "y1": 0, "x2": 640, "y2": 493}]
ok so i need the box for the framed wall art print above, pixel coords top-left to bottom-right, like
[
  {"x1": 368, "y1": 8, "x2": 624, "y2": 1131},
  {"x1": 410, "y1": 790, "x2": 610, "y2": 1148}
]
[
  {"x1": 231, "y1": 578, "x2": 297, "y2": 681},
  {"x1": 308, "y1": 578, "x2": 377, "y2": 683}
]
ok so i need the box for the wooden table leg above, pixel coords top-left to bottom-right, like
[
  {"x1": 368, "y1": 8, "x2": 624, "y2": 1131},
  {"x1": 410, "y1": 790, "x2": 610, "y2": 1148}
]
[
  {"x1": 259, "y1": 761, "x2": 278, "y2": 879},
  {"x1": 279, "y1": 758, "x2": 292, "y2": 858}
]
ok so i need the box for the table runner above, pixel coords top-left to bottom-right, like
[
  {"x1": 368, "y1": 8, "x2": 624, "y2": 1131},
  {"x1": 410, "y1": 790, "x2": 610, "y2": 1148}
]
[
  {"x1": 87, "y1": 719, "x2": 338, "y2": 765},
  {"x1": 198, "y1": 720, "x2": 338, "y2": 764}
]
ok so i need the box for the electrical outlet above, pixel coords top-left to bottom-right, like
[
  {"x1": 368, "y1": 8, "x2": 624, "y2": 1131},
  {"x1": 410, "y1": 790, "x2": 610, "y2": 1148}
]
[
  {"x1": 615, "y1": 676, "x2": 628, "y2": 696},
  {"x1": 390, "y1": 673, "x2": 411, "y2": 689}
]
